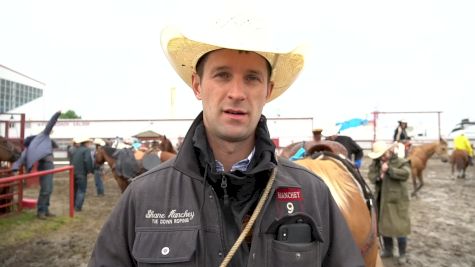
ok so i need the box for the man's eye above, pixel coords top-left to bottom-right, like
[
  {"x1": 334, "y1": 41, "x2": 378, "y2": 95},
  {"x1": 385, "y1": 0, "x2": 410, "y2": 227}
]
[
  {"x1": 246, "y1": 75, "x2": 260, "y2": 82},
  {"x1": 215, "y1": 72, "x2": 231, "y2": 79}
]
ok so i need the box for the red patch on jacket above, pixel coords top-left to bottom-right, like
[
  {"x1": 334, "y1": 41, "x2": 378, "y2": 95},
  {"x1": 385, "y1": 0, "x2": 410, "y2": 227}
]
[{"x1": 276, "y1": 188, "x2": 303, "y2": 201}]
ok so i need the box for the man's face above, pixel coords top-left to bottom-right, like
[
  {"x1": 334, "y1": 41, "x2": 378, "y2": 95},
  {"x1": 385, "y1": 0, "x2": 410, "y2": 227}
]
[{"x1": 192, "y1": 49, "x2": 273, "y2": 143}]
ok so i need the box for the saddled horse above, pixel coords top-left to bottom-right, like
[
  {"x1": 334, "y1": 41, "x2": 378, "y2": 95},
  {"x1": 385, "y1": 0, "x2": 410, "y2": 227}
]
[
  {"x1": 450, "y1": 149, "x2": 470, "y2": 179},
  {"x1": 280, "y1": 140, "x2": 349, "y2": 160},
  {"x1": 280, "y1": 141, "x2": 382, "y2": 267},
  {"x1": 95, "y1": 145, "x2": 176, "y2": 193},
  {"x1": 407, "y1": 138, "x2": 449, "y2": 196}
]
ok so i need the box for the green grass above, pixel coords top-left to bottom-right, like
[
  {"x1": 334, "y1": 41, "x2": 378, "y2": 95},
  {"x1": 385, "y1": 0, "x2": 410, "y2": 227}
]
[{"x1": 0, "y1": 210, "x2": 72, "y2": 248}]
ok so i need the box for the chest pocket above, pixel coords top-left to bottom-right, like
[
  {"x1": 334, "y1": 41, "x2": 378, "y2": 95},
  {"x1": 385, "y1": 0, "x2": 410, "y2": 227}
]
[
  {"x1": 265, "y1": 213, "x2": 323, "y2": 267},
  {"x1": 133, "y1": 228, "x2": 198, "y2": 266}
]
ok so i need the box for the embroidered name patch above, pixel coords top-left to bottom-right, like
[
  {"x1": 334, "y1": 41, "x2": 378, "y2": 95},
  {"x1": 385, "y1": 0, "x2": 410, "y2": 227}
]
[
  {"x1": 145, "y1": 209, "x2": 195, "y2": 225},
  {"x1": 276, "y1": 188, "x2": 303, "y2": 201}
]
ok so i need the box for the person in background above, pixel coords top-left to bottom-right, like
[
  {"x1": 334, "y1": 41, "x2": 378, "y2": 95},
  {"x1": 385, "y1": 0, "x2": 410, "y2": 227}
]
[
  {"x1": 453, "y1": 130, "x2": 474, "y2": 166},
  {"x1": 324, "y1": 126, "x2": 364, "y2": 169},
  {"x1": 92, "y1": 138, "x2": 106, "y2": 196},
  {"x1": 312, "y1": 128, "x2": 323, "y2": 142},
  {"x1": 89, "y1": 15, "x2": 364, "y2": 266},
  {"x1": 67, "y1": 140, "x2": 78, "y2": 164},
  {"x1": 367, "y1": 141, "x2": 411, "y2": 265},
  {"x1": 12, "y1": 111, "x2": 61, "y2": 220},
  {"x1": 71, "y1": 137, "x2": 94, "y2": 211},
  {"x1": 393, "y1": 119, "x2": 411, "y2": 158}
]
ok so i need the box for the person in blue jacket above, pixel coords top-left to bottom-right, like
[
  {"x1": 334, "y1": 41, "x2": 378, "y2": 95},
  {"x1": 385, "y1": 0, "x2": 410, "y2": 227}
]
[{"x1": 12, "y1": 111, "x2": 61, "y2": 219}]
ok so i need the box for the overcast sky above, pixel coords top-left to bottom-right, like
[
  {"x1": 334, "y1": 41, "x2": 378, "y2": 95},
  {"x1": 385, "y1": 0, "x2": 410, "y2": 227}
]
[{"x1": 1, "y1": 0, "x2": 474, "y2": 136}]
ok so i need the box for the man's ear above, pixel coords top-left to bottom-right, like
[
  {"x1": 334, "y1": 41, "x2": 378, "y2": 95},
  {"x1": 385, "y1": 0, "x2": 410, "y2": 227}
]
[
  {"x1": 191, "y1": 73, "x2": 202, "y2": 100},
  {"x1": 266, "y1": 81, "x2": 274, "y2": 100}
]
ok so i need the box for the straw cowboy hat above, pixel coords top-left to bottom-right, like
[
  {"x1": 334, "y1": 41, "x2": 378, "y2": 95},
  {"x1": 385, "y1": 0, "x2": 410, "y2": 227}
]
[
  {"x1": 368, "y1": 141, "x2": 392, "y2": 159},
  {"x1": 73, "y1": 137, "x2": 92, "y2": 144},
  {"x1": 160, "y1": 16, "x2": 305, "y2": 102},
  {"x1": 93, "y1": 138, "x2": 106, "y2": 146}
]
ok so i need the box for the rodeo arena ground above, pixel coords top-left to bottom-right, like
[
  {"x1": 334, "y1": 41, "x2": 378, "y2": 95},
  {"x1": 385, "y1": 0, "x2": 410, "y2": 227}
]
[{"x1": 0, "y1": 114, "x2": 474, "y2": 267}]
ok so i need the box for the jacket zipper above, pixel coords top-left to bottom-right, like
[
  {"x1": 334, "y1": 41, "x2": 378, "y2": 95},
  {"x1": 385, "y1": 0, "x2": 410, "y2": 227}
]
[
  {"x1": 209, "y1": 185, "x2": 229, "y2": 263},
  {"x1": 221, "y1": 174, "x2": 230, "y2": 207}
]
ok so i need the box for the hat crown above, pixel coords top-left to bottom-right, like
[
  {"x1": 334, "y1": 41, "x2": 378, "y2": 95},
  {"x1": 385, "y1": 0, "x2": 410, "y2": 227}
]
[
  {"x1": 368, "y1": 141, "x2": 391, "y2": 159},
  {"x1": 73, "y1": 137, "x2": 91, "y2": 144},
  {"x1": 161, "y1": 14, "x2": 306, "y2": 102},
  {"x1": 372, "y1": 141, "x2": 388, "y2": 153},
  {"x1": 93, "y1": 138, "x2": 105, "y2": 146}
]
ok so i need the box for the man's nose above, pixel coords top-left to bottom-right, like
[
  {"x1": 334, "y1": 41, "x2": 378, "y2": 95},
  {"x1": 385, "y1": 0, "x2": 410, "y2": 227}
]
[{"x1": 227, "y1": 79, "x2": 246, "y2": 100}]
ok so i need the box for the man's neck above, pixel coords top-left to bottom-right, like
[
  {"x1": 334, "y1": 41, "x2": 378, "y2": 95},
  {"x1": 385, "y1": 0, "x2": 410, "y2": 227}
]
[{"x1": 209, "y1": 138, "x2": 255, "y2": 172}]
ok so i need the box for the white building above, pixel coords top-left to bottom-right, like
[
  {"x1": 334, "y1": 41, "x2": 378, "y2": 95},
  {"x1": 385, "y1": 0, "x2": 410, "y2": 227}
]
[{"x1": 0, "y1": 64, "x2": 45, "y2": 113}]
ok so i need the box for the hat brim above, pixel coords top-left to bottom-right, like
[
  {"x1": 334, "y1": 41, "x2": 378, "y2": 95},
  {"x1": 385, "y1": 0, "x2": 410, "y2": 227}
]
[
  {"x1": 368, "y1": 150, "x2": 386, "y2": 159},
  {"x1": 161, "y1": 27, "x2": 305, "y2": 102},
  {"x1": 74, "y1": 138, "x2": 91, "y2": 144},
  {"x1": 368, "y1": 143, "x2": 392, "y2": 159}
]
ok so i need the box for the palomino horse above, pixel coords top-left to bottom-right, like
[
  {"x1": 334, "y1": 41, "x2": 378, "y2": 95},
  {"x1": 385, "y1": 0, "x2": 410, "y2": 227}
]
[
  {"x1": 407, "y1": 138, "x2": 449, "y2": 197},
  {"x1": 95, "y1": 145, "x2": 176, "y2": 193},
  {"x1": 280, "y1": 142, "x2": 382, "y2": 267},
  {"x1": 450, "y1": 149, "x2": 470, "y2": 179}
]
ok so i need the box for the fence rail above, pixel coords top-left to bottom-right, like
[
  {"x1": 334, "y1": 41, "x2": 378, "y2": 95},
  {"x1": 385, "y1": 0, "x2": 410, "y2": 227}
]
[{"x1": 0, "y1": 166, "x2": 75, "y2": 218}]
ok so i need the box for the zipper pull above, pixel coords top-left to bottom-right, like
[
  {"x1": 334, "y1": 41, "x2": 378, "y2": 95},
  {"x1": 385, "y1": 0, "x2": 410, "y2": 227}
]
[{"x1": 221, "y1": 174, "x2": 229, "y2": 207}]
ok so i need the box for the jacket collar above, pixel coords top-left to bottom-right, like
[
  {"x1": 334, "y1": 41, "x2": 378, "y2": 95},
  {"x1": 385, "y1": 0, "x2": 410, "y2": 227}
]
[{"x1": 173, "y1": 112, "x2": 277, "y2": 181}]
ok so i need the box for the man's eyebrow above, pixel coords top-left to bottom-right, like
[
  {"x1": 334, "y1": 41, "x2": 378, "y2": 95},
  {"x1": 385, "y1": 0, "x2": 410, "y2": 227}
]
[{"x1": 211, "y1": 66, "x2": 265, "y2": 76}]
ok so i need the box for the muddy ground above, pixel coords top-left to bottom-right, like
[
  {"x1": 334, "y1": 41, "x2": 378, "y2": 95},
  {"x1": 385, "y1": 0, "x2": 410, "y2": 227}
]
[{"x1": 0, "y1": 158, "x2": 474, "y2": 267}]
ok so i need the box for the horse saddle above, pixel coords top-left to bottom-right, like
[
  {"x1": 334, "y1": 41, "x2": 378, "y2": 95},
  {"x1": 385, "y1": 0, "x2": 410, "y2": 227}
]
[
  {"x1": 142, "y1": 153, "x2": 161, "y2": 171},
  {"x1": 114, "y1": 148, "x2": 140, "y2": 180}
]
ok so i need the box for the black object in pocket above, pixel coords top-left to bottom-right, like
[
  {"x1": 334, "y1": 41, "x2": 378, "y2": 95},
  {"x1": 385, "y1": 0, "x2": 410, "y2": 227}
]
[{"x1": 276, "y1": 221, "x2": 312, "y2": 243}]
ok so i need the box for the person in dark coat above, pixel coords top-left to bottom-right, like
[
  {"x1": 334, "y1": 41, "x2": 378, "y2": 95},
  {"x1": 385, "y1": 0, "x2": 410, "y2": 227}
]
[
  {"x1": 324, "y1": 126, "x2": 364, "y2": 169},
  {"x1": 368, "y1": 141, "x2": 411, "y2": 265},
  {"x1": 89, "y1": 16, "x2": 364, "y2": 267},
  {"x1": 71, "y1": 137, "x2": 94, "y2": 211},
  {"x1": 12, "y1": 111, "x2": 61, "y2": 219}
]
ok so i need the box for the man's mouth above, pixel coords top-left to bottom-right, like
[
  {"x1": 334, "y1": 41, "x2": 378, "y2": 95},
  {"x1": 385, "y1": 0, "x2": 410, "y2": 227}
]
[{"x1": 224, "y1": 109, "x2": 246, "y2": 115}]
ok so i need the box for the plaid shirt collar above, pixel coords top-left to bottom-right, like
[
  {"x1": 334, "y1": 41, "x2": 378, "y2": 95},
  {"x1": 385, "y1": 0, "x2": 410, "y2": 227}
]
[{"x1": 215, "y1": 147, "x2": 256, "y2": 173}]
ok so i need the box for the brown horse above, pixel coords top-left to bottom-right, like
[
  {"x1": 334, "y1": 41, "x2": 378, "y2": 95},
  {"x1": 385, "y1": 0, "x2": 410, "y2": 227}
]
[
  {"x1": 280, "y1": 142, "x2": 382, "y2": 267},
  {"x1": 95, "y1": 145, "x2": 176, "y2": 193},
  {"x1": 0, "y1": 136, "x2": 22, "y2": 214},
  {"x1": 450, "y1": 149, "x2": 469, "y2": 179},
  {"x1": 0, "y1": 136, "x2": 21, "y2": 162},
  {"x1": 407, "y1": 138, "x2": 449, "y2": 197},
  {"x1": 157, "y1": 135, "x2": 177, "y2": 154}
]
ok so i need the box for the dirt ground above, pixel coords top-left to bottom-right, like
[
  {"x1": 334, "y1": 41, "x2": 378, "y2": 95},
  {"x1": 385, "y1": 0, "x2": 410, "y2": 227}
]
[{"x1": 0, "y1": 158, "x2": 474, "y2": 267}]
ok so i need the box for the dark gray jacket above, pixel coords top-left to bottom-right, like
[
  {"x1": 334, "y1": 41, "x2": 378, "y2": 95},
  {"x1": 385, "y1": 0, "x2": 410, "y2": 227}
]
[{"x1": 89, "y1": 113, "x2": 364, "y2": 267}]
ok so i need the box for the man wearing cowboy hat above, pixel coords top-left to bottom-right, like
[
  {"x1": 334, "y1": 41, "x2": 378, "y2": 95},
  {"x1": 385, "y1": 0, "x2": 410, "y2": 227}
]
[
  {"x1": 367, "y1": 141, "x2": 411, "y2": 264},
  {"x1": 393, "y1": 119, "x2": 411, "y2": 158},
  {"x1": 92, "y1": 138, "x2": 106, "y2": 196},
  {"x1": 71, "y1": 137, "x2": 94, "y2": 212},
  {"x1": 89, "y1": 16, "x2": 363, "y2": 267}
]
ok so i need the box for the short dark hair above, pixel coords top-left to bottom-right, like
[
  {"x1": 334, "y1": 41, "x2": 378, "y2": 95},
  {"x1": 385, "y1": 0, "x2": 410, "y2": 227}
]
[{"x1": 195, "y1": 50, "x2": 272, "y2": 81}]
